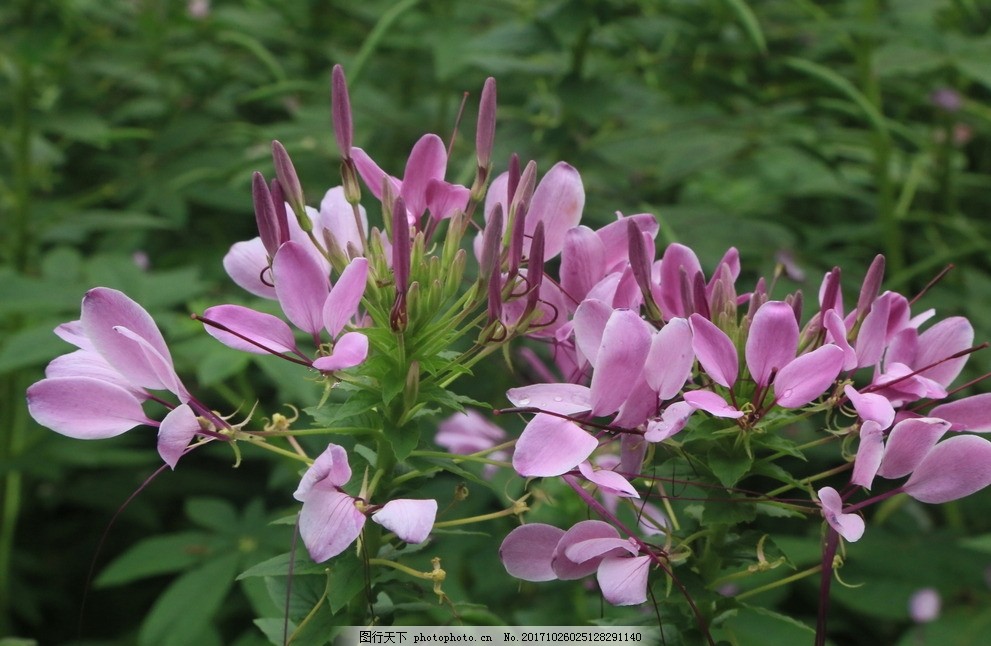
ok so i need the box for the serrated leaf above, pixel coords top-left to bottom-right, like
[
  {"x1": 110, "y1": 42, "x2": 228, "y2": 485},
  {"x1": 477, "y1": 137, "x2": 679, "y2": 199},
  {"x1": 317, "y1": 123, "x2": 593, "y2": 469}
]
[
  {"x1": 95, "y1": 532, "x2": 216, "y2": 587},
  {"x1": 708, "y1": 443, "x2": 753, "y2": 487},
  {"x1": 138, "y1": 553, "x2": 239, "y2": 646}
]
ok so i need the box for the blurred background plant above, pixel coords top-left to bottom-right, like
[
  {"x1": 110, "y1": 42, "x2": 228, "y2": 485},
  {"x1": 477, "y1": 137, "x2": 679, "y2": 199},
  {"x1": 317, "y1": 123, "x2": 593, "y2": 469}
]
[{"x1": 3, "y1": 0, "x2": 991, "y2": 644}]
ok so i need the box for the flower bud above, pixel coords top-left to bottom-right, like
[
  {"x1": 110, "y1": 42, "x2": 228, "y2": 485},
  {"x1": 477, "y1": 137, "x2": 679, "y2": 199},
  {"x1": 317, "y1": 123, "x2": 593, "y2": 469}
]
[
  {"x1": 271, "y1": 140, "x2": 308, "y2": 230},
  {"x1": 331, "y1": 64, "x2": 354, "y2": 160}
]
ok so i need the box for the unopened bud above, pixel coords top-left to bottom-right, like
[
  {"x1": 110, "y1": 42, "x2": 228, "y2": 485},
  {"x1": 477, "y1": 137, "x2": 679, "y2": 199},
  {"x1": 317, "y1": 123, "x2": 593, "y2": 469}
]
[
  {"x1": 480, "y1": 204, "x2": 504, "y2": 286},
  {"x1": 856, "y1": 254, "x2": 885, "y2": 323},
  {"x1": 476, "y1": 77, "x2": 496, "y2": 170},
  {"x1": 331, "y1": 64, "x2": 354, "y2": 160},
  {"x1": 271, "y1": 140, "x2": 308, "y2": 229},
  {"x1": 252, "y1": 172, "x2": 280, "y2": 257}
]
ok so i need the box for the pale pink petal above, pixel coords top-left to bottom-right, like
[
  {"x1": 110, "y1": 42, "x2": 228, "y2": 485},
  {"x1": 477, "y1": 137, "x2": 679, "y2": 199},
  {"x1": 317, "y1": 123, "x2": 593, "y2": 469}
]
[
  {"x1": 817, "y1": 486, "x2": 864, "y2": 542},
  {"x1": 551, "y1": 520, "x2": 620, "y2": 580},
  {"x1": 597, "y1": 555, "x2": 651, "y2": 606},
  {"x1": 505, "y1": 383, "x2": 591, "y2": 415},
  {"x1": 564, "y1": 537, "x2": 638, "y2": 564},
  {"x1": 112, "y1": 326, "x2": 186, "y2": 399},
  {"x1": 500, "y1": 523, "x2": 566, "y2": 582},
  {"x1": 298, "y1": 488, "x2": 366, "y2": 562},
  {"x1": 293, "y1": 443, "x2": 352, "y2": 500},
  {"x1": 317, "y1": 187, "x2": 367, "y2": 254},
  {"x1": 54, "y1": 320, "x2": 93, "y2": 351},
  {"x1": 400, "y1": 134, "x2": 448, "y2": 219},
  {"x1": 844, "y1": 385, "x2": 895, "y2": 429},
  {"x1": 689, "y1": 314, "x2": 738, "y2": 388},
  {"x1": 223, "y1": 238, "x2": 277, "y2": 299},
  {"x1": 157, "y1": 404, "x2": 201, "y2": 469},
  {"x1": 81, "y1": 287, "x2": 176, "y2": 391},
  {"x1": 773, "y1": 345, "x2": 844, "y2": 408},
  {"x1": 202, "y1": 304, "x2": 299, "y2": 355},
  {"x1": 560, "y1": 226, "x2": 605, "y2": 303},
  {"x1": 572, "y1": 299, "x2": 612, "y2": 365},
  {"x1": 371, "y1": 498, "x2": 437, "y2": 544},
  {"x1": 513, "y1": 413, "x2": 598, "y2": 477},
  {"x1": 909, "y1": 588, "x2": 941, "y2": 623},
  {"x1": 578, "y1": 461, "x2": 638, "y2": 498},
  {"x1": 902, "y1": 435, "x2": 991, "y2": 503},
  {"x1": 426, "y1": 179, "x2": 470, "y2": 221},
  {"x1": 636, "y1": 502, "x2": 670, "y2": 536},
  {"x1": 273, "y1": 241, "x2": 330, "y2": 336},
  {"x1": 850, "y1": 420, "x2": 884, "y2": 489},
  {"x1": 612, "y1": 374, "x2": 657, "y2": 429},
  {"x1": 855, "y1": 294, "x2": 891, "y2": 368},
  {"x1": 312, "y1": 332, "x2": 368, "y2": 372},
  {"x1": 823, "y1": 310, "x2": 857, "y2": 371},
  {"x1": 596, "y1": 214, "x2": 659, "y2": 274},
  {"x1": 620, "y1": 433, "x2": 647, "y2": 475},
  {"x1": 590, "y1": 309, "x2": 652, "y2": 416},
  {"x1": 352, "y1": 147, "x2": 401, "y2": 202},
  {"x1": 645, "y1": 401, "x2": 695, "y2": 442},
  {"x1": 915, "y1": 317, "x2": 973, "y2": 387},
  {"x1": 482, "y1": 172, "x2": 510, "y2": 230},
  {"x1": 27, "y1": 377, "x2": 151, "y2": 439},
  {"x1": 746, "y1": 302, "x2": 799, "y2": 386},
  {"x1": 877, "y1": 417, "x2": 950, "y2": 479},
  {"x1": 323, "y1": 257, "x2": 368, "y2": 337},
  {"x1": 659, "y1": 244, "x2": 702, "y2": 319},
  {"x1": 644, "y1": 317, "x2": 694, "y2": 400},
  {"x1": 683, "y1": 390, "x2": 743, "y2": 419},
  {"x1": 525, "y1": 162, "x2": 584, "y2": 259},
  {"x1": 930, "y1": 394, "x2": 991, "y2": 432},
  {"x1": 435, "y1": 410, "x2": 506, "y2": 454},
  {"x1": 45, "y1": 349, "x2": 145, "y2": 398}
]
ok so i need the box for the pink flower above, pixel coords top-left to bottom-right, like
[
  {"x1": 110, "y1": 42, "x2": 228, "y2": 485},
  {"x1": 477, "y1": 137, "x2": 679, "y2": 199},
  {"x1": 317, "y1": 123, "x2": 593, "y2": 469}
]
[{"x1": 817, "y1": 487, "x2": 865, "y2": 542}]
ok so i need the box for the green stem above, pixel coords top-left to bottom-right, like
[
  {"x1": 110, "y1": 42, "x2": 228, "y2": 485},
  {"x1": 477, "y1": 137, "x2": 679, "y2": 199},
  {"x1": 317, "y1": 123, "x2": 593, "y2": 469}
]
[
  {"x1": 735, "y1": 564, "x2": 823, "y2": 601},
  {"x1": 766, "y1": 462, "x2": 853, "y2": 498}
]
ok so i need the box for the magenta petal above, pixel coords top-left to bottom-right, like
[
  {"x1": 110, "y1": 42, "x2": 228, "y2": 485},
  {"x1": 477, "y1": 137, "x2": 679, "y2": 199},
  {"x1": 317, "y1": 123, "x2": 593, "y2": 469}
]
[
  {"x1": 312, "y1": 331, "x2": 368, "y2": 372},
  {"x1": 596, "y1": 214, "x2": 659, "y2": 274},
  {"x1": 902, "y1": 435, "x2": 991, "y2": 503},
  {"x1": 746, "y1": 302, "x2": 799, "y2": 386},
  {"x1": 513, "y1": 413, "x2": 598, "y2": 477},
  {"x1": 352, "y1": 147, "x2": 401, "y2": 202},
  {"x1": 817, "y1": 486, "x2": 864, "y2": 542},
  {"x1": 401, "y1": 134, "x2": 448, "y2": 218},
  {"x1": 590, "y1": 309, "x2": 652, "y2": 416},
  {"x1": 844, "y1": 385, "x2": 895, "y2": 429},
  {"x1": 930, "y1": 394, "x2": 991, "y2": 432},
  {"x1": 683, "y1": 390, "x2": 743, "y2": 419},
  {"x1": 81, "y1": 287, "x2": 176, "y2": 391},
  {"x1": 500, "y1": 523, "x2": 566, "y2": 582},
  {"x1": 572, "y1": 299, "x2": 613, "y2": 365},
  {"x1": 659, "y1": 244, "x2": 702, "y2": 319},
  {"x1": 298, "y1": 488, "x2": 366, "y2": 562},
  {"x1": 851, "y1": 421, "x2": 885, "y2": 489},
  {"x1": 578, "y1": 461, "x2": 638, "y2": 498},
  {"x1": 273, "y1": 240, "x2": 330, "y2": 336},
  {"x1": 505, "y1": 383, "x2": 591, "y2": 415},
  {"x1": 426, "y1": 179, "x2": 470, "y2": 221},
  {"x1": 878, "y1": 417, "x2": 950, "y2": 479},
  {"x1": 551, "y1": 520, "x2": 620, "y2": 580},
  {"x1": 773, "y1": 345, "x2": 844, "y2": 408},
  {"x1": 689, "y1": 314, "x2": 738, "y2": 388},
  {"x1": 526, "y1": 162, "x2": 584, "y2": 259},
  {"x1": 223, "y1": 238, "x2": 277, "y2": 299},
  {"x1": 371, "y1": 498, "x2": 437, "y2": 543},
  {"x1": 644, "y1": 317, "x2": 694, "y2": 400},
  {"x1": 202, "y1": 304, "x2": 298, "y2": 355},
  {"x1": 294, "y1": 443, "x2": 352, "y2": 500},
  {"x1": 27, "y1": 377, "x2": 150, "y2": 439},
  {"x1": 323, "y1": 257, "x2": 368, "y2": 337},
  {"x1": 157, "y1": 404, "x2": 200, "y2": 470},
  {"x1": 915, "y1": 317, "x2": 974, "y2": 387},
  {"x1": 597, "y1": 555, "x2": 651, "y2": 606}
]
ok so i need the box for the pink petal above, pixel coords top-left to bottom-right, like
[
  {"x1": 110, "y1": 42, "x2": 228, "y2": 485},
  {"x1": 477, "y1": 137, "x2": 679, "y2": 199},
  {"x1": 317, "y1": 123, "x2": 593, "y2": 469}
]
[
  {"x1": 27, "y1": 377, "x2": 151, "y2": 439},
  {"x1": 590, "y1": 309, "x2": 652, "y2": 416},
  {"x1": 81, "y1": 287, "x2": 176, "y2": 391},
  {"x1": 850, "y1": 420, "x2": 885, "y2": 489},
  {"x1": 54, "y1": 320, "x2": 93, "y2": 351},
  {"x1": 855, "y1": 294, "x2": 891, "y2": 368},
  {"x1": 311, "y1": 332, "x2": 368, "y2": 372},
  {"x1": 500, "y1": 523, "x2": 566, "y2": 582},
  {"x1": 644, "y1": 317, "x2": 694, "y2": 400},
  {"x1": 844, "y1": 385, "x2": 895, "y2": 429},
  {"x1": 659, "y1": 244, "x2": 702, "y2": 319},
  {"x1": 551, "y1": 520, "x2": 620, "y2": 580},
  {"x1": 823, "y1": 310, "x2": 857, "y2": 371},
  {"x1": 298, "y1": 488, "x2": 366, "y2": 562},
  {"x1": 426, "y1": 179, "x2": 470, "y2": 221},
  {"x1": 293, "y1": 443, "x2": 352, "y2": 500},
  {"x1": 560, "y1": 226, "x2": 605, "y2": 303},
  {"x1": 435, "y1": 410, "x2": 506, "y2": 454},
  {"x1": 323, "y1": 257, "x2": 368, "y2": 337},
  {"x1": 773, "y1": 345, "x2": 844, "y2": 408},
  {"x1": 371, "y1": 498, "x2": 437, "y2": 544},
  {"x1": 202, "y1": 304, "x2": 299, "y2": 355},
  {"x1": 578, "y1": 461, "x2": 638, "y2": 498},
  {"x1": 565, "y1": 537, "x2": 638, "y2": 565},
  {"x1": 352, "y1": 147, "x2": 401, "y2": 202},
  {"x1": 513, "y1": 413, "x2": 598, "y2": 477},
  {"x1": 525, "y1": 162, "x2": 584, "y2": 260},
  {"x1": 877, "y1": 417, "x2": 950, "y2": 479},
  {"x1": 273, "y1": 241, "x2": 330, "y2": 336},
  {"x1": 746, "y1": 302, "x2": 799, "y2": 386},
  {"x1": 915, "y1": 317, "x2": 973, "y2": 387},
  {"x1": 596, "y1": 214, "x2": 659, "y2": 274},
  {"x1": 902, "y1": 435, "x2": 991, "y2": 503},
  {"x1": 683, "y1": 389, "x2": 743, "y2": 419},
  {"x1": 930, "y1": 394, "x2": 991, "y2": 432},
  {"x1": 572, "y1": 298, "x2": 612, "y2": 365},
  {"x1": 112, "y1": 326, "x2": 186, "y2": 399},
  {"x1": 45, "y1": 349, "x2": 145, "y2": 398},
  {"x1": 689, "y1": 314, "x2": 738, "y2": 388},
  {"x1": 817, "y1": 486, "x2": 864, "y2": 542},
  {"x1": 645, "y1": 401, "x2": 695, "y2": 442},
  {"x1": 505, "y1": 383, "x2": 591, "y2": 415},
  {"x1": 400, "y1": 134, "x2": 448, "y2": 219},
  {"x1": 636, "y1": 502, "x2": 670, "y2": 536},
  {"x1": 612, "y1": 374, "x2": 657, "y2": 429},
  {"x1": 157, "y1": 404, "x2": 201, "y2": 469},
  {"x1": 222, "y1": 238, "x2": 277, "y2": 300},
  {"x1": 317, "y1": 187, "x2": 367, "y2": 254},
  {"x1": 597, "y1": 555, "x2": 651, "y2": 606}
]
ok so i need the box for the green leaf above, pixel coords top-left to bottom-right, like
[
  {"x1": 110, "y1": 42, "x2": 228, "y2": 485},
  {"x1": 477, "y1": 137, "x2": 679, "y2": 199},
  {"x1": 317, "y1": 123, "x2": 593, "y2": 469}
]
[
  {"x1": 95, "y1": 532, "x2": 216, "y2": 587},
  {"x1": 708, "y1": 443, "x2": 753, "y2": 487},
  {"x1": 237, "y1": 552, "x2": 330, "y2": 579},
  {"x1": 138, "y1": 553, "x2": 239, "y2": 646},
  {"x1": 385, "y1": 421, "x2": 422, "y2": 462},
  {"x1": 718, "y1": 604, "x2": 815, "y2": 643},
  {"x1": 722, "y1": 0, "x2": 767, "y2": 55},
  {"x1": 186, "y1": 498, "x2": 239, "y2": 534},
  {"x1": 785, "y1": 57, "x2": 888, "y2": 137},
  {"x1": 327, "y1": 553, "x2": 366, "y2": 613}
]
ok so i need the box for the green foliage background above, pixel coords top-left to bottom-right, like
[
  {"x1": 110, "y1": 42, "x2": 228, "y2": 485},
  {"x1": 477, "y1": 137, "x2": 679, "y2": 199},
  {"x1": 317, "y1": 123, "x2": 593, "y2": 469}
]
[{"x1": 4, "y1": 0, "x2": 991, "y2": 644}]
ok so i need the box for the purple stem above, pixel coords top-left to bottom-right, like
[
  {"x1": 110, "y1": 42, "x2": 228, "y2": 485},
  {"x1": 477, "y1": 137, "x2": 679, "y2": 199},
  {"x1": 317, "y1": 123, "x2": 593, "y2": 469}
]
[{"x1": 815, "y1": 527, "x2": 840, "y2": 646}]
